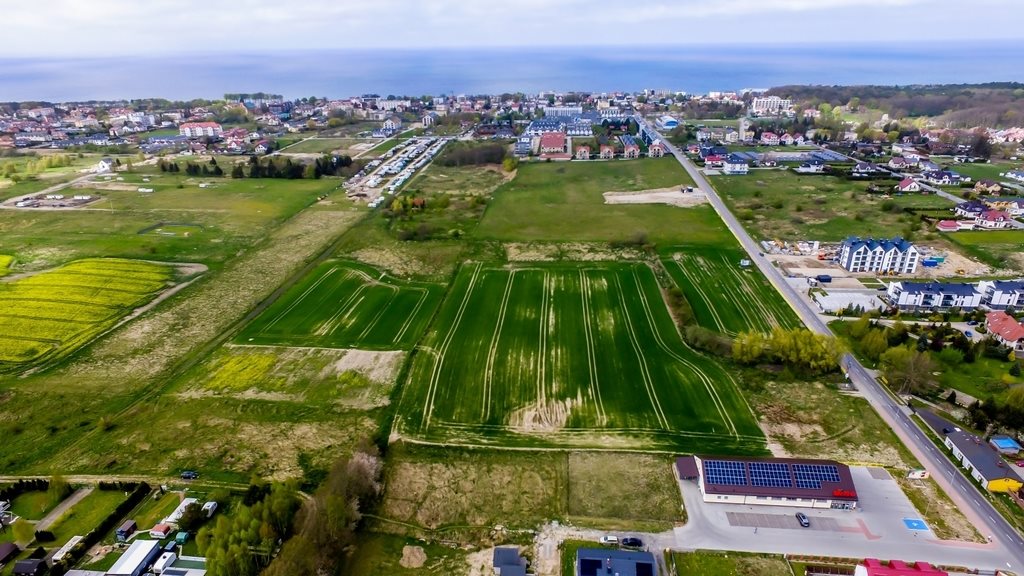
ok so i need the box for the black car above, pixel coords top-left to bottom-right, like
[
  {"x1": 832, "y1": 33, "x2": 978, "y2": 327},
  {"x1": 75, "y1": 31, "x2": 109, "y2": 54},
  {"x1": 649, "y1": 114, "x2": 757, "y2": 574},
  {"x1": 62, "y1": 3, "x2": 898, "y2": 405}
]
[
  {"x1": 795, "y1": 512, "x2": 810, "y2": 527},
  {"x1": 621, "y1": 537, "x2": 643, "y2": 549},
  {"x1": 180, "y1": 470, "x2": 199, "y2": 480}
]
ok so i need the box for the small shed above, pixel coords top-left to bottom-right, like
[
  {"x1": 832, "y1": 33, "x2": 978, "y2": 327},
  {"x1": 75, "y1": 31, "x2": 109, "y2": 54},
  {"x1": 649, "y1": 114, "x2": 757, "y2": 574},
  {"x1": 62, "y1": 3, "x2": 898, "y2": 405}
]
[
  {"x1": 201, "y1": 501, "x2": 218, "y2": 518},
  {"x1": 150, "y1": 523, "x2": 172, "y2": 539},
  {"x1": 13, "y1": 559, "x2": 47, "y2": 576},
  {"x1": 116, "y1": 519, "x2": 138, "y2": 542},
  {"x1": 175, "y1": 531, "x2": 190, "y2": 545},
  {"x1": 0, "y1": 542, "x2": 20, "y2": 565}
]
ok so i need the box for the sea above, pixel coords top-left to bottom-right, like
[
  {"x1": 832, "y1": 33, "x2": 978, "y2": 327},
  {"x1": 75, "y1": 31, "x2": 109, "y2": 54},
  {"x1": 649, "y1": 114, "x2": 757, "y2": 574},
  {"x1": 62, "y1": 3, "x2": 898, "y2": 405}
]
[{"x1": 3, "y1": 42, "x2": 1024, "y2": 102}]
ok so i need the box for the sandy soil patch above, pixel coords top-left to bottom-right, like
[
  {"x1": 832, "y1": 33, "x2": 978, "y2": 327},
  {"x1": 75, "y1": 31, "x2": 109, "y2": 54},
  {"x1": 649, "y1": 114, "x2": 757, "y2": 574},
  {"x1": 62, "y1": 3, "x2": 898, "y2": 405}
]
[
  {"x1": 507, "y1": 398, "x2": 577, "y2": 432},
  {"x1": 333, "y1": 349, "x2": 405, "y2": 386},
  {"x1": 400, "y1": 545, "x2": 427, "y2": 568},
  {"x1": 505, "y1": 242, "x2": 645, "y2": 262},
  {"x1": 603, "y1": 187, "x2": 707, "y2": 207},
  {"x1": 73, "y1": 181, "x2": 136, "y2": 191}
]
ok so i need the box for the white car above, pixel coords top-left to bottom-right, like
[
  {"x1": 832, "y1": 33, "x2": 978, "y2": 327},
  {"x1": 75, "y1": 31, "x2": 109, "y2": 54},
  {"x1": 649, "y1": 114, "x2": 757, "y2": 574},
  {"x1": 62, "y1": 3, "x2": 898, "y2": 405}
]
[{"x1": 599, "y1": 535, "x2": 619, "y2": 545}]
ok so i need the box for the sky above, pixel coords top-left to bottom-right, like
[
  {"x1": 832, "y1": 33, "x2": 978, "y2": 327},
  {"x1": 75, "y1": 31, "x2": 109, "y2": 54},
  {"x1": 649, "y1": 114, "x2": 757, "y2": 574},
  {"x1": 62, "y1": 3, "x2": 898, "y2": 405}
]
[{"x1": 3, "y1": 0, "x2": 1023, "y2": 57}]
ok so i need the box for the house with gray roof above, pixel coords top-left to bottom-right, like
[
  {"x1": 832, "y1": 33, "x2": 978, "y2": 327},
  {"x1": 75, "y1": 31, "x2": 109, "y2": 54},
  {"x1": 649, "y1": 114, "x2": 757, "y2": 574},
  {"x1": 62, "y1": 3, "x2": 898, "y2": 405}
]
[
  {"x1": 885, "y1": 281, "x2": 982, "y2": 312},
  {"x1": 493, "y1": 546, "x2": 527, "y2": 576},
  {"x1": 576, "y1": 549, "x2": 655, "y2": 576}
]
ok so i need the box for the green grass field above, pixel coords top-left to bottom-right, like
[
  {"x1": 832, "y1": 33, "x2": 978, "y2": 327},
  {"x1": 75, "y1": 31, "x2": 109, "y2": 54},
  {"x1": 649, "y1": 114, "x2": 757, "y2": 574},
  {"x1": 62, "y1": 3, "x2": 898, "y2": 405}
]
[
  {"x1": 8, "y1": 490, "x2": 63, "y2": 521},
  {"x1": 942, "y1": 161, "x2": 1022, "y2": 183},
  {"x1": 945, "y1": 229, "x2": 1024, "y2": 268},
  {"x1": 0, "y1": 255, "x2": 12, "y2": 277},
  {"x1": 708, "y1": 170, "x2": 953, "y2": 241},
  {"x1": 48, "y1": 489, "x2": 128, "y2": 545},
  {"x1": 0, "y1": 258, "x2": 175, "y2": 371},
  {"x1": 395, "y1": 262, "x2": 766, "y2": 453},
  {"x1": 475, "y1": 160, "x2": 726, "y2": 245},
  {"x1": 662, "y1": 246, "x2": 801, "y2": 335},
  {"x1": 237, "y1": 260, "x2": 443, "y2": 350}
]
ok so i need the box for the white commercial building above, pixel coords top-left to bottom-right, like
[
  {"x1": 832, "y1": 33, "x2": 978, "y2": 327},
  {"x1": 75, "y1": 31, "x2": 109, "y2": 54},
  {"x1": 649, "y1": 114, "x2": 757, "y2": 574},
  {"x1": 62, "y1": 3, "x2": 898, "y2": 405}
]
[
  {"x1": 885, "y1": 281, "x2": 983, "y2": 312},
  {"x1": 838, "y1": 237, "x2": 919, "y2": 274},
  {"x1": 978, "y1": 280, "x2": 1024, "y2": 310},
  {"x1": 750, "y1": 96, "x2": 792, "y2": 115},
  {"x1": 542, "y1": 105, "x2": 583, "y2": 117}
]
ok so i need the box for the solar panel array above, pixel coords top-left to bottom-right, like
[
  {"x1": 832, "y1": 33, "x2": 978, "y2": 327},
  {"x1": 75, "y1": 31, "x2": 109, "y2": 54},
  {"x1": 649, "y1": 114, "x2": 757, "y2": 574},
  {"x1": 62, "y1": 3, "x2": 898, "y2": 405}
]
[
  {"x1": 792, "y1": 463, "x2": 841, "y2": 489},
  {"x1": 703, "y1": 460, "x2": 747, "y2": 486},
  {"x1": 748, "y1": 462, "x2": 791, "y2": 488},
  {"x1": 703, "y1": 460, "x2": 843, "y2": 491}
]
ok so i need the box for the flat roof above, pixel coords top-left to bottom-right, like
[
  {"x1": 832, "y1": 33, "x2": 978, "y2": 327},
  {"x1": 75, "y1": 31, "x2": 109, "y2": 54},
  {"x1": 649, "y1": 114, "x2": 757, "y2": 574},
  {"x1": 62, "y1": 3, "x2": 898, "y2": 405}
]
[
  {"x1": 696, "y1": 455, "x2": 857, "y2": 501},
  {"x1": 109, "y1": 539, "x2": 160, "y2": 576}
]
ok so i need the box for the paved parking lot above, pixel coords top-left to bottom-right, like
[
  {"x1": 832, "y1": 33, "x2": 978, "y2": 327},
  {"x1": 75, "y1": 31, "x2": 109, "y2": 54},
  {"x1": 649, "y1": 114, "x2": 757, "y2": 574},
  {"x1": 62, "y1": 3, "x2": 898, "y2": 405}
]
[{"x1": 672, "y1": 466, "x2": 1007, "y2": 570}]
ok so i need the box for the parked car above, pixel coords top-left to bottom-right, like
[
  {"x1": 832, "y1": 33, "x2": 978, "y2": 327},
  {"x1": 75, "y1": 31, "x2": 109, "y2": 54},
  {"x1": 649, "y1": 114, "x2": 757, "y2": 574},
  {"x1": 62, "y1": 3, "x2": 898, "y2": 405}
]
[
  {"x1": 599, "y1": 535, "x2": 619, "y2": 545},
  {"x1": 796, "y1": 512, "x2": 810, "y2": 528},
  {"x1": 621, "y1": 537, "x2": 643, "y2": 548},
  {"x1": 1016, "y1": 461, "x2": 1024, "y2": 467},
  {"x1": 965, "y1": 331, "x2": 973, "y2": 338},
  {"x1": 967, "y1": 320, "x2": 979, "y2": 326},
  {"x1": 180, "y1": 471, "x2": 199, "y2": 480}
]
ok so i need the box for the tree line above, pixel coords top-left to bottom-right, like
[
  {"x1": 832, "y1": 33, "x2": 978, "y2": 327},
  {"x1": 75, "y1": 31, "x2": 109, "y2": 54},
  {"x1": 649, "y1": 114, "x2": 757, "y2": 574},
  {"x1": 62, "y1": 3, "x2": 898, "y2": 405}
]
[{"x1": 436, "y1": 142, "x2": 507, "y2": 167}]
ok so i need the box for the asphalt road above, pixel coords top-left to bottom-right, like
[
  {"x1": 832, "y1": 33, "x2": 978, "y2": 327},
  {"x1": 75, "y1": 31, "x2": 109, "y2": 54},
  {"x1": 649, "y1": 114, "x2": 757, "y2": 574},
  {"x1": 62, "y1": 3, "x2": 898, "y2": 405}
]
[{"x1": 645, "y1": 120, "x2": 1024, "y2": 569}]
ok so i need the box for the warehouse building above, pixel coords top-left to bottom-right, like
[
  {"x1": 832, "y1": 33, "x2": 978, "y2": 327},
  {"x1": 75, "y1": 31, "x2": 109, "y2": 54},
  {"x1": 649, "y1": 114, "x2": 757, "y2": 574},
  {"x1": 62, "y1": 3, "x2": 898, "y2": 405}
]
[
  {"x1": 676, "y1": 455, "x2": 858, "y2": 509},
  {"x1": 108, "y1": 539, "x2": 160, "y2": 576}
]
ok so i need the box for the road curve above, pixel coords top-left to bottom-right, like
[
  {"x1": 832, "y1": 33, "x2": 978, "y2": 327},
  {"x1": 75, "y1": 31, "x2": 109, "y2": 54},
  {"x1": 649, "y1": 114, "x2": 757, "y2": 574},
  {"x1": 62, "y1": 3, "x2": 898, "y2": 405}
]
[{"x1": 644, "y1": 119, "x2": 1024, "y2": 570}]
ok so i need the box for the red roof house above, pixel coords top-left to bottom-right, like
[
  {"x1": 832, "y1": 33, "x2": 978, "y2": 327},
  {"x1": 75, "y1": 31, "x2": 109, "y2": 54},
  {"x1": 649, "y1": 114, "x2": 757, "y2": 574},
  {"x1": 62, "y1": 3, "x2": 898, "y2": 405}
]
[
  {"x1": 539, "y1": 132, "x2": 566, "y2": 154},
  {"x1": 855, "y1": 559, "x2": 947, "y2": 576},
  {"x1": 986, "y1": 311, "x2": 1024, "y2": 351}
]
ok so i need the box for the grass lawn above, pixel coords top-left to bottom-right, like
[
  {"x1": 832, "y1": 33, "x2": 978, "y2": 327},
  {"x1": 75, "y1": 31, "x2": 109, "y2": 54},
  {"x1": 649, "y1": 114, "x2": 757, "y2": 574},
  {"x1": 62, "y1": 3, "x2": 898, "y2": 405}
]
[
  {"x1": 940, "y1": 161, "x2": 1022, "y2": 183},
  {"x1": 934, "y1": 355, "x2": 1022, "y2": 402},
  {"x1": 395, "y1": 262, "x2": 765, "y2": 453},
  {"x1": 130, "y1": 492, "x2": 187, "y2": 530},
  {"x1": 8, "y1": 490, "x2": 64, "y2": 521},
  {"x1": 48, "y1": 489, "x2": 128, "y2": 544},
  {"x1": 236, "y1": 259, "x2": 444, "y2": 350},
  {"x1": 708, "y1": 169, "x2": 953, "y2": 241},
  {"x1": 670, "y1": 550, "x2": 791, "y2": 576},
  {"x1": 567, "y1": 453, "x2": 683, "y2": 530},
  {"x1": 945, "y1": 229, "x2": 1024, "y2": 269},
  {"x1": 341, "y1": 532, "x2": 470, "y2": 576},
  {"x1": 0, "y1": 172, "x2": 342, "y2": 269},
  {"x1": 281, "y1": 138, "x2": 370, "y2": 155},
  {"x1": 407, "y1": 163, "x2": 508, "y2": 197},
  {"x1": 661, "y1": 245, "x2": 801, "y2": 335},
  {"x1": 475, "y1": 160, "x2": 725, "y2": 246}
]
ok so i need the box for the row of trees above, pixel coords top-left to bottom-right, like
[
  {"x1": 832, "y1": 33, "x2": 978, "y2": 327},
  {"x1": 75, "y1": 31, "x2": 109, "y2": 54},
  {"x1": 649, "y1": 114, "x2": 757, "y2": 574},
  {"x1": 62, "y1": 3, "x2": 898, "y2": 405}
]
[
  {"x1": 732, "y1": 328, "x2": 842, "y2": 374},
  {"x1": 158, "y1": 158, "x2": 224, "y2": 176},
  {"x1": 436, "y1": 143, "x2": 507, "y2": 167}
]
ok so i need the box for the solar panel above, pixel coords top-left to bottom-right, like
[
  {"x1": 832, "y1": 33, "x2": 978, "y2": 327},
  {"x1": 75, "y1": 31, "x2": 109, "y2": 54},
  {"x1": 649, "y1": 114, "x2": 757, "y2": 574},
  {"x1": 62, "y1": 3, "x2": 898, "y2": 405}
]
[
  {"x1": 792, "y1": 464, "x2": 841, "y2": 489},
  {"x1": 748, "y1": 462, "x2": 793, "y2": 488},
  {"x1": 703, "y1": 460, "x2": 747, "y2": 486}
]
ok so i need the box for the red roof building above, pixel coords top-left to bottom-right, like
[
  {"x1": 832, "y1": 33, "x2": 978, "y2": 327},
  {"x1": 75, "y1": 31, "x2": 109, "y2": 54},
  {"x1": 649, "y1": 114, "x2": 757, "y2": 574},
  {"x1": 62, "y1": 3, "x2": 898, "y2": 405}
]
[
  {"x1": 986, "y1": 311, "x2": 1024, "y2": 351},
  {"x1": 855, "y1": 558, "x2": 947, "y2": 576},
  {"x1": 539, "y1": 132, "x2": 566, "y2": 154}
]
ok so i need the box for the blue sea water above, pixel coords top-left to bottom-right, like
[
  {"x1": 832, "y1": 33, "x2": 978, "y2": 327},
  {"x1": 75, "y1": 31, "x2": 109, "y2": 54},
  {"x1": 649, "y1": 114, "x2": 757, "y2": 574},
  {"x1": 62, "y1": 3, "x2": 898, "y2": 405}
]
[{"x1": 2, "y1": 42, "x2": 1023, "y2": 102}]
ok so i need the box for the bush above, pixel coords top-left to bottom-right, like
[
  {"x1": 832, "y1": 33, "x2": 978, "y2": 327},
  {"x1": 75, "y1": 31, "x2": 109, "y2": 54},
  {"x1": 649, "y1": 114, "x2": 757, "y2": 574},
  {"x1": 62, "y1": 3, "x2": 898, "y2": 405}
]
[{"x1": 33, "y1": 530, "x2": 55, "y2": 542}]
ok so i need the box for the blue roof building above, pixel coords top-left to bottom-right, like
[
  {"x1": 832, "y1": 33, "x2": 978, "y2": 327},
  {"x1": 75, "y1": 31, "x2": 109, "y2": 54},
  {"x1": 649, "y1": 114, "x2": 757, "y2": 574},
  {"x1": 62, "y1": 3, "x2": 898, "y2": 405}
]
[
  {"x1": 576, "y1": 549, "x2": 655, "y2": 576},
  {"x1": 839, "y1": 237, "x2": 919, "y2": 274}
]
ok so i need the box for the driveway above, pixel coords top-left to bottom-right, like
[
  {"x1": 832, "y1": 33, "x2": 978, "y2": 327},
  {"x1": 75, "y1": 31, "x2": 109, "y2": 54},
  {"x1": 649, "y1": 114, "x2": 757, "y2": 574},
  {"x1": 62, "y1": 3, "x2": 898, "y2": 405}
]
[{"x1": 672, "y1": 469, "x2": 1003, "y2": 570}]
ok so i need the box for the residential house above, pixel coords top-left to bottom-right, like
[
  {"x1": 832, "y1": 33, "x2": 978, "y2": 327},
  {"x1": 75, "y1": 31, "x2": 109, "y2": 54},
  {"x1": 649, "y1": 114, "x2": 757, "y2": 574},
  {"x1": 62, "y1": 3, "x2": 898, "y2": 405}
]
[
  {"x1": 514, "y1": 137, "x2": 532, "y2": 157},
  {"x1": 794, "y1": 159, "x2": 826, "y2": 174},
  {"x1": 721, "y1": 154, "x2": 749, "y2": 175},
  {"x1": 979, "y1": 279, "x2": 1024, "y2": 310},
  {"x1": 839, "y1": 237, "x2": 919, "y2": 274},
  {"x1": 985, "y1": 311, "x2": 1024, "y2": 352},
  {"x1": 780, "y1": 133, "x2": 796, "y2": 146},
  {"x1": 936, "y1": 219, "x2": 975, "y2": 232},
  {"x1": 699, "y1": 145, "x2": 728, "y2": 159},
  {"x1": 895, "y1": 178, "x2": 921, "y2": 193},
  {"x1": 179, "y1": 122, "x2": 223, "y2": 138},
  {"x1": 383, "y1": 116, "x2": 402, "y2": 132},
  {"x1": 704, "y1": 154, "x2": 725, "y2": 169},
  {"x1": 12, "y1": 560, "x2": 46, "y2": 576},
  {"x1": 984, "y1": 198, "x2": 1024, "y2": 217},
  {"x1": 1006, "y1": 170, "x2": 1024, "y2": 183},
  {"x1": 852, "y1": 162, "x2": 881, "y2": 176},
  {"x1": 922, "y1": 170, "x2": 962, "y2": 185},
  {"x1": 888, "y1": 156, "x2": 910, "y2": 170},
  {"x1": 253, "y1": 140, "x2": 272, "y2": 155},
  {"x1": 918, "y1": 160, "x2": 942, "y2": 173},
  {"x1": 885, "y1": 281, "x2": 982, "y2": 312},
  {"x1": 975, "y1": 179, "x2": 1004, "y2": 195},
  {"x1": 943, "y1": 428, "x2": 1023, "y2": 492},
  {"x1": 493, "y1": 547, "x2": 527, "y2": 576},
  {"x1": 575, "y1": 549, "x2": 656, "y2": 576},
  {"x1": 760, "y1": 132, "x2": 780, "y2": 146},
  {"x1": 0, "y1": 543, "x2": 19, "y2": 566},
  {"x1": 620, "y1": 135, "x2": 640, "y2": 159},
  {"x1": 976, "y1": 210, "x2": 1012, "y2": 229},
  {"x1": 599, "y1": 144, "x2": 615, "y2": 159},
  {"x1": 539, "y1": 132, "x2": 567, "y2": 154},
  {"x1": 421, "y1": 112, "x2": 438, "y2": 127},
  {"x1": 954, "y1": 200, "x2": 987, "y2": 219},
  {"x1": 575, "y1": 145, "x2": 590, "y2": 160},
  {"x1": 648, "y1": 141, "x2": 665, "y2": 158}
]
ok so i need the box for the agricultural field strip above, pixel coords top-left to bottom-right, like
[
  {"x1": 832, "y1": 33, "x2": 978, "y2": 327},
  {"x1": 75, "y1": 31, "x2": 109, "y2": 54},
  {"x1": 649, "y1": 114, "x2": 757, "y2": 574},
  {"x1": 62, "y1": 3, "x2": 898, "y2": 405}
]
[
  {"x1": 422, "y1": 263, "x2": 483, "y2": 431},
  {"x1": 578, "y1": 268, "x2": 607, "y2": 426},
  {"x1": 413, "y1": 263, "x2": 761, "y2": 441},
  {"x1": 668, "y1": 258, "x2": 728, "y2": 333},
  {"x1": 482, "y1": 270, "x2": 517, "y2": 420},
  {"x1": 624, "y1": 268, "x2": 742, "y2": 436},
  {"x1": 391, "y1": 290, "x2": 429, "y2": 345},
  {"x1": 613, "y1": 272, "x2": 670, "y2": 430},
  {"x1": 261, "y1": 266, "x2": 343, "y2": 331}
]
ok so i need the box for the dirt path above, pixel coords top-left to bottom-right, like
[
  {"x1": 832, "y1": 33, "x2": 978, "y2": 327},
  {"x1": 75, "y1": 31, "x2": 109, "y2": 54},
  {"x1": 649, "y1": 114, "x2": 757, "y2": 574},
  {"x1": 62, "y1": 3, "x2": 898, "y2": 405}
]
[
  {"x1": 34, "y1": 487, "x2": 93, "y2": 530},
  {"x1": 603, "y1": 187, "x2": 707, "y2": 207}
]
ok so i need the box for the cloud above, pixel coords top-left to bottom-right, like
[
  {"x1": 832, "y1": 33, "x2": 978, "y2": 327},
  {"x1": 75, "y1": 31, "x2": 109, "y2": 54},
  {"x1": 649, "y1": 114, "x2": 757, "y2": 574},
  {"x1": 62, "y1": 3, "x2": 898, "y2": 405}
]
[{"x1": 0, "y1": 0, "x2": 1020, "y2": 56}]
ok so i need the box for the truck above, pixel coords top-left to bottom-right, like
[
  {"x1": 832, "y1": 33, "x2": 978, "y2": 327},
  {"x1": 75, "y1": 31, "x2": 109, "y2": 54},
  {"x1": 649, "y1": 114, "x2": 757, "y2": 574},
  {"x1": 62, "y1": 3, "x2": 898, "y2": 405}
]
[{"x1": 815, "y1": 274, "x2": 833, "y2": 283}]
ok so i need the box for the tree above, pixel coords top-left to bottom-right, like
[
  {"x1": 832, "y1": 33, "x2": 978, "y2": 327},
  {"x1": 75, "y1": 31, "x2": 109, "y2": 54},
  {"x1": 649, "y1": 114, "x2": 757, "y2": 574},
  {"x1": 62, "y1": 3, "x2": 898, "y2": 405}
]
[
  {"x1": 880, "y1": 346, "x2": 937, "y2": 394},
  {"x1": 916, "y1": 334, "x2": 930, "y2": 352},
  {"x1": 969, "y1": 132, "x2": 992, "y2": 159},
  {"x1": 48, "y1": 475, "x2": 71, "y2": 503},
  {"x1": 12, "y1": 519, "x2": 34, "y2": 544},
  {"x1": 732, "y1": 331, "x2": 768, "y2": 364},
  {"x1": 860, "y1": 329, "x2": 889, "y2": 361},
  {"x1": 177, "y1": 502, "x2": 206, "y2": 532},
  {"x1": 938, "y1": 347, "x2": 964, "y2": 367},
  {"x1": 946, "y1": 389, "x2": 958, "y2": 405}
]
